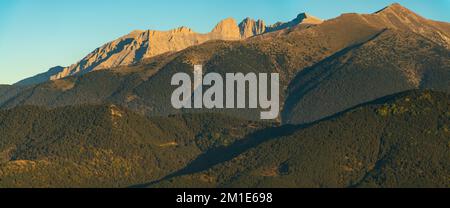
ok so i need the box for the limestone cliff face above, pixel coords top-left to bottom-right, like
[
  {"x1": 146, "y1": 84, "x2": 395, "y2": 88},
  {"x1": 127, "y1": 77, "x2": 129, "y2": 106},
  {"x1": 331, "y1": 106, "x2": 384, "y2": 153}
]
[
  {"x1": 210, "y1": 18, "x2": 242, "y2": 40},
  {"x1": 49, "y1": 18, "x2": 246, "y2": 80},
  {"x1": 238, "y1": 13, "x2": 323, "y2": 38},
  {"x1": 239, "y1": 18, "x2": 266, "y2": 38},
  {"x1": 17, "y1": 14, "x2": 325, "y2": 85}
]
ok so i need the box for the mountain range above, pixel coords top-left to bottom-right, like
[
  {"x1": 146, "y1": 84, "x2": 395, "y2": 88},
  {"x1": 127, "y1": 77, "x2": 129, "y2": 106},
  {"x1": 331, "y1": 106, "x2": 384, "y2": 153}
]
[
  {"x1": 3, "y1": 3, "x2": 449, "y2": 124},
  {"x1": 0, "y1": 3, "x2": 449, "y2": 188},
  {"x1": 14, "y1": 13, "x2": 323, "y2": 86}
]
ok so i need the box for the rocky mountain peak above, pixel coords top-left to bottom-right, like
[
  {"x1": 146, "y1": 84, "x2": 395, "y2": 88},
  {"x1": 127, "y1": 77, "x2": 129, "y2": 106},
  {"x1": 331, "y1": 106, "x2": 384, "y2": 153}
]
[
  {"x1": 376, "y1": 3, "x2": 412, "y2": 14},
  {"x1": 239, "y1": 17, "x2": 266, "y2": 38},
  {"x1": 211, "y1": 18, "x2": 241, "y2": 40},
  {"x1": 374, "y1": 3, "x2": 425, "y2": 22},
  {"x1": 371, "y1": 3, "x2": 450, "y2": 49}
]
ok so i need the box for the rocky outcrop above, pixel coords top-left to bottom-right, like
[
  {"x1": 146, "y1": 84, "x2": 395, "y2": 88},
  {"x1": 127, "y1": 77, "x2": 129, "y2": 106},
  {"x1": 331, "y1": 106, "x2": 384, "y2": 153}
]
[
  {"x1": 266, "y1": 13, "x2": 323, "y2": 32},
  {"x1": 211, "y1": 18, "x2": 242, "y2": 40},
  {"x1": 239, "y1": 18, "x2": 266, "y2": 38}
]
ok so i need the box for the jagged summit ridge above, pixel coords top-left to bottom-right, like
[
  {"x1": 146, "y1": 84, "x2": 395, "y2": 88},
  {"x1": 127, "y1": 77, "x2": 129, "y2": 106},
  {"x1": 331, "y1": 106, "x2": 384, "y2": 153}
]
[
  {"x1": 16, "y1": 13, "x2": 324, "y2": 85},
  {"x1": 48, "y1": 19, "x2": 244, "y2": 80}
]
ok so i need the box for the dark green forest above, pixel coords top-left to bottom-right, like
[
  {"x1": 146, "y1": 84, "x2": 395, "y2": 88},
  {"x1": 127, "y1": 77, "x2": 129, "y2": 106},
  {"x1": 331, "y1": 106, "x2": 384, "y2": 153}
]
[
  {"x1": 150, "y1": 90, "x2": 450, "y2": 188},
  {"x1": 0, "y1": 90, "x2": 448, "y2": 188},
  {"x1": 0, "y1": 105, "x2": 271, "y2": 187}
]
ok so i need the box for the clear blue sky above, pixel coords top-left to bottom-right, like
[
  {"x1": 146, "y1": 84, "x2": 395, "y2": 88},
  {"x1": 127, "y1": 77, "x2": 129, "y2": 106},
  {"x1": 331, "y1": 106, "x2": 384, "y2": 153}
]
[{"x1": 0, "y1": 0, "x2": 449, "y2": 84}]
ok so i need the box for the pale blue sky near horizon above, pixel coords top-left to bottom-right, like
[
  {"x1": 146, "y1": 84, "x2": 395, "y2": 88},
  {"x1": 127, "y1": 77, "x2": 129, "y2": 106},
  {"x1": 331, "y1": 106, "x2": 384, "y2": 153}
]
[{"x1": 0, "y1": 0, "x2": 449, "y2": 84}]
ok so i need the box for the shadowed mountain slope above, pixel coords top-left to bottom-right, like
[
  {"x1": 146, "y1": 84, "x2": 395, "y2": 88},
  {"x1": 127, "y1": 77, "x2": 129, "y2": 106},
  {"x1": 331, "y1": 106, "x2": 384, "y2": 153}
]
[
  {"x1": 283, "y1": 29, "x2": 450, "y2": 124},
  {"x1": 15, "y1": 66, "x2": 65, "y2": 86},
  {"x1": 0, "y1": 85, "x2": 10, "y2": 96},
  {"x1": 370, "y1": 3, "x2": 450, "y2": 48},
  {"x1": 1, "y1": 90, "x2": 447, "y2": 188},
  {"x1": 0, "y1": 105, "x2": 271, "y2": 187},
  {"x1": 149, "y1": 90, "x2": 450, "y2": 188}
]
